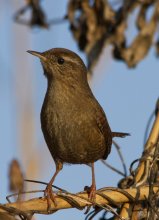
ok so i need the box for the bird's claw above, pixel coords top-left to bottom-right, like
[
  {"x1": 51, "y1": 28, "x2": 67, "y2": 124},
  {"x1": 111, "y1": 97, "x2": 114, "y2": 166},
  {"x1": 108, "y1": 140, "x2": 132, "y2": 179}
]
[
  {"x1": 85, "y1": 184, "x2": 96, "y2": 203},
  {"x1": 84, "y1": 184, "x2": 96, "y2": 214},
  {"x1": 88, "y1": 185, "x2": 96, "y2": 203},
  {"x1": 44, "y1": 184, "x2": 57, "y2": 212}
]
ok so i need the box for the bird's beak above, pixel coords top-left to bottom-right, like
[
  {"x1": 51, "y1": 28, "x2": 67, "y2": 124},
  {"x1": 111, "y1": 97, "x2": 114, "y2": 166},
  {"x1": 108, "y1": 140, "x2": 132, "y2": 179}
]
[{"x1": 27, "y1": 50, "x2": 47, "y2": 61}]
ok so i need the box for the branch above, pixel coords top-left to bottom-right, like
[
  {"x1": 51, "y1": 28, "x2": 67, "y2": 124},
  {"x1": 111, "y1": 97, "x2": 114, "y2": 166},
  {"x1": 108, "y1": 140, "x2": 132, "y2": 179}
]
[
  {"x1": 116, "y1": 102, "x2": 159, "y2": 219},
  {"x1": 0, "y1": 186, "x2": 159, "y2": 215},
  {"x1": 134, "y1": 104, "x2": 159, "y2": 185}
]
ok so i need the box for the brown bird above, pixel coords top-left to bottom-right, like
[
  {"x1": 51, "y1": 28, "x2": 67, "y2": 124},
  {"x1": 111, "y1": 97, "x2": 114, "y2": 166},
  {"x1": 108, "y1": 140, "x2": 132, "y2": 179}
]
[{"x1": 27, "y1": 48, "x2": 129, "y2": 210}]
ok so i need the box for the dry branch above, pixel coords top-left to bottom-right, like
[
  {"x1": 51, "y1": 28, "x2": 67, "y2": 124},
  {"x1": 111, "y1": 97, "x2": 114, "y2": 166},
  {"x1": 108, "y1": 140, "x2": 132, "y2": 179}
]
[
  {"x1": 0, "y1": 186, "x2": 159, "y2": 216},
  {"x1": 134, "y1": 109, "x2": 159, "y2": 185},
  {"x1": 117, "y1": 104, "x2": 159, "y2": 219}
]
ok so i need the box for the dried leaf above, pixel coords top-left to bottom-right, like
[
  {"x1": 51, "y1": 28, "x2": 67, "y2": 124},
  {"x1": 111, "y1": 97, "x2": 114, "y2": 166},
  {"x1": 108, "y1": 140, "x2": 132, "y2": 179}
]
[
  {"x1": 9, "y1": 159, "x2": 24, "y2": 193},
  {"x1": 118, "y1": 2, "x2": 159, "y2": 67}
]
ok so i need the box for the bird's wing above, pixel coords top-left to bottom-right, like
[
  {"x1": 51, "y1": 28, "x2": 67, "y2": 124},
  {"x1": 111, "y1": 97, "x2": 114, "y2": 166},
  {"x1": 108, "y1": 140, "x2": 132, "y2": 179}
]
[
  {"x1": 95, "y1": 104, "x2": 112, "y2": 159},
  {"x1": 86, "y1": 93, "x2": 112, "y2": 159}
]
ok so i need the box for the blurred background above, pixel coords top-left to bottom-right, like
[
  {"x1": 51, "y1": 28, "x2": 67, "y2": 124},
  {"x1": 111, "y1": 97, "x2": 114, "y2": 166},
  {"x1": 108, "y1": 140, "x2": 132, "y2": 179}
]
[{"x1": 0, "y1": 0, "x2": 159, "y2": 219}]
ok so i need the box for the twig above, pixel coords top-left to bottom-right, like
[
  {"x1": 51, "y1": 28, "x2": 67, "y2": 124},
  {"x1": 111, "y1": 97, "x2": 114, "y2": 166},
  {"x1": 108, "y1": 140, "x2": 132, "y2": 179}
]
[
  {"x1": 101, "y1": 160, "x2": 126, "y2": 177},
  {"x1": 85, "y1": 207, "x2": 102, "y2": 220},
  {"x1": 24, "y1": 179, "x2": 68, "y2": 192},
  {"x1": 143, "y1": 110, "x2": 155, "y2": 146},
  {"x1": 113, "y1": 140, "x2": 127, "y2": 177},
  {"x1": 116, "y1": 100, "x2": 159, "y2": 219},
  {"x1": 146, "y1": 139, "x2": 159, "y2": 219},
  {"x1": 134, "y1": 106, "x2": 159, "y2": 186},
  {"x1": 143, "y1": 99, "x2": 159, "y2": 145},
  {"x1": 101, "y1": 140, "x2": 127, "y2": 177}
]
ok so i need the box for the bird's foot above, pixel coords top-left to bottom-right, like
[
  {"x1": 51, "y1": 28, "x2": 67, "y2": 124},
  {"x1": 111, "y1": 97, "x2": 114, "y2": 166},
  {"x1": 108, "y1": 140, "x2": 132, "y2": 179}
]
[
  {"x1": 44, "y1": 183, "x2": 57, "y2": 212},
  {"x1": 85, "y1": 184, "x2": 96, "y2": 203},
  {"x1": 84, "y1": 184, "x2": 96, "y2": 214}
]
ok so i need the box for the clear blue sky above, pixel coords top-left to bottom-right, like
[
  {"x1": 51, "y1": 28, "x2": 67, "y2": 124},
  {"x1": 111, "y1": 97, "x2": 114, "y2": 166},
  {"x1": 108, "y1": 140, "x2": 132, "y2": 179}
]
[{"x1": 0, "y1": 1, "x2": 159, "y2": 220}]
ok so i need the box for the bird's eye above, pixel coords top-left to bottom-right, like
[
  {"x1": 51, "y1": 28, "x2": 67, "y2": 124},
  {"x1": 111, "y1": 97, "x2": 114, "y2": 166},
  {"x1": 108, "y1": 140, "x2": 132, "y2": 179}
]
[{"x1": 57, "y1": 57, "x2": 65, "y2": 65}]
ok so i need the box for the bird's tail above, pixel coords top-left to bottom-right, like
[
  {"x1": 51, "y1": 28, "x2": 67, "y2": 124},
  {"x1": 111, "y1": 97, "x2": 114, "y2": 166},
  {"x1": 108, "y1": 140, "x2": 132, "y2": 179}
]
[{"x1": 112, "y1": 132, "x2": 130, "y2": 138}]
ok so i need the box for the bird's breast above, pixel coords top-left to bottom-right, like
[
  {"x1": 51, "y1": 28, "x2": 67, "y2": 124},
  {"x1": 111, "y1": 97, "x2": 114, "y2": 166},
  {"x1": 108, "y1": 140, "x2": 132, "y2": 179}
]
[{"x1": 40, "y1": 86, "x2": 108, "y2": 164}]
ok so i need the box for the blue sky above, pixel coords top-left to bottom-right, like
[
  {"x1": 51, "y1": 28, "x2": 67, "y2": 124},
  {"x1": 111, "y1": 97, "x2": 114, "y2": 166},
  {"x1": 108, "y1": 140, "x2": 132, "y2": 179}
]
[{"x1": 0, "y1": 1, "x2": 159, "y2": 220}]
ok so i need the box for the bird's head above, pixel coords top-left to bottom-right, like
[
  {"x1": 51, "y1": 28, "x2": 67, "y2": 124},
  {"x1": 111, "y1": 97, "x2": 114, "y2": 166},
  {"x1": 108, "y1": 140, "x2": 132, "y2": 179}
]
[{"x1": 27, "y1": 48, "x2": 88, "y2": 84}]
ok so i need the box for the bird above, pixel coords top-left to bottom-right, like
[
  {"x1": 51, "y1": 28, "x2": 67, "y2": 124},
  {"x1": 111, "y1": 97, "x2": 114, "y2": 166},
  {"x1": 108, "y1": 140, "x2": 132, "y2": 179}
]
[{"x1": 27, "y1": 48, "x2": 129, "y2": 210}]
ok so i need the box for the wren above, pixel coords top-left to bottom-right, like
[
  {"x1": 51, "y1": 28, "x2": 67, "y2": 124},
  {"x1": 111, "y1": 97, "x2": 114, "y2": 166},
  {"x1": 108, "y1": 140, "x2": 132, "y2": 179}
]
[{"x1": 27, "y1": 48, "x2": 129, "y2": 210}]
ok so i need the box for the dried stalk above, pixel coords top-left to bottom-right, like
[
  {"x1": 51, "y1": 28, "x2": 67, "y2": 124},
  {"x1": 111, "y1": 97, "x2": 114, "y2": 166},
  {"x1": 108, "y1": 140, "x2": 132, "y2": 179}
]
[
  {"x1": 0, "y1": 186, "x2": 158, "y2": 216},
  {"x1": 117, "y1": 105, "x2": 159, "y2": 219},
  {"x1": 134, "y1": 108, "x2": 159, "y2": 186}
]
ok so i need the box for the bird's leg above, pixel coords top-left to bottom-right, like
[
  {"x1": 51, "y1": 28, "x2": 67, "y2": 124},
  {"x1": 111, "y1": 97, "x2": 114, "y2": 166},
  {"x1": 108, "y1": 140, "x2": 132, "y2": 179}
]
[
  {"x1": 44, "y1": 160, "x2": 63, "y2": 211},
  {"x1": 88, "y1": 163, "x2": 96, "y2": 202},
  {"x1": 84, "y1": 163, "x2": 96, "y2": 214}
]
